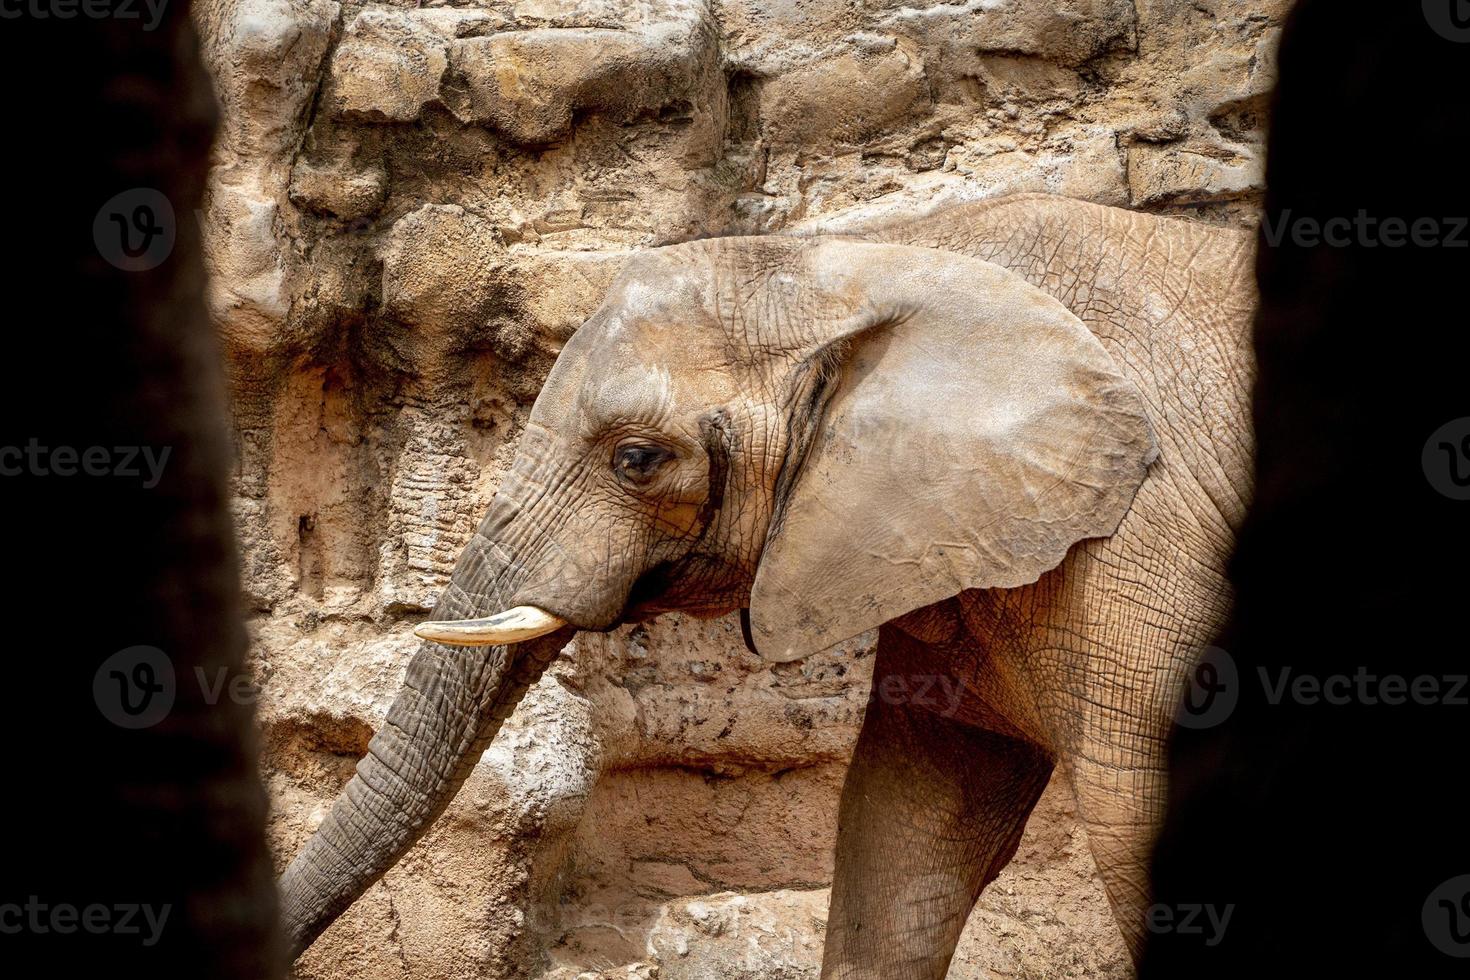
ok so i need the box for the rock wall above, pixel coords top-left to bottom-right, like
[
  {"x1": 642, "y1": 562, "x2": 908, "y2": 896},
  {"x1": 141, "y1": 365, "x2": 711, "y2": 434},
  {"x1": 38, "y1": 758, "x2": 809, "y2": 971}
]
[{"x1": 193, "y1": 0, "x2": 1283, "y2": 976}]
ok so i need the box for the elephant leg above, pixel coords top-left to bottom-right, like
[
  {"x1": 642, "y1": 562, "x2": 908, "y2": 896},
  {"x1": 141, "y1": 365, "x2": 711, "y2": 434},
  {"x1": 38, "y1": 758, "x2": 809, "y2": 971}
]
[
  {"x1": 1067, "y1": 751, "x2": 1166, "y2": 957},
  {"x1": 1057, "y1": 629, "x2": 1195, "y2": 956},
  {"x1": 820, "y1": 627, "x2": 1054, "y2": 980}
]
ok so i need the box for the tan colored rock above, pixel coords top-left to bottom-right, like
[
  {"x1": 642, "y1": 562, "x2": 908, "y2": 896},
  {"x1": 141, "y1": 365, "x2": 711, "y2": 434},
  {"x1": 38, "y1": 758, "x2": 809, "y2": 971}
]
[
  {"x1": 506, "y1": 250, "x2": 629, "y2": 342},
  {"x1": 759, "y1": 36, "x2": 929, "y2": 148},
  {"x1": 450, "y1": 17, "x2": 714, "y2": 145},
  {"x1": 1127, "y1": 142, "x2": 1265, "y2": 206},
  {"x1": 326, "y1": 8, "x2": 494, "y2": 122},
  {"x1": 198, "y1": 0, "x2": 340, "y2": 161},
  {"x1": 288, "y1": 159, "x2": 387, "y2": 221},
  {"x1": 647, "y1": 890, "x2": 828, "y2": 978},
  {"x1": 878, "y1": 0, "x2": 1137, "y2": 70},
  {"x1": 971, "y1": 54, "x2": 1085, "y2": 106},
  {"x1": 196, "y1": 0, "x2": 339, "y2": 351},
  {"x1": 379, "y1": 203, "x2": 509, "y2": 343}
]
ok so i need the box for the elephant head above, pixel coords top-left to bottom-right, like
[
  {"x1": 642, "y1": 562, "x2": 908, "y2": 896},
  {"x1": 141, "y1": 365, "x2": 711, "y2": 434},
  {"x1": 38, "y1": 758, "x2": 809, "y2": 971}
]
[{"x1": 279, "y1": 236, "x2": 1157, "y2": 955}]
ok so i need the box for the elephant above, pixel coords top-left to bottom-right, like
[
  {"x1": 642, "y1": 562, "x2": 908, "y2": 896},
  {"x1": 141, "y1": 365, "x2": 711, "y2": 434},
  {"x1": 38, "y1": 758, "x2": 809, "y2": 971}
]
[{"x1": 280, "y1": 191, "x2": 1256, "y2": 977}]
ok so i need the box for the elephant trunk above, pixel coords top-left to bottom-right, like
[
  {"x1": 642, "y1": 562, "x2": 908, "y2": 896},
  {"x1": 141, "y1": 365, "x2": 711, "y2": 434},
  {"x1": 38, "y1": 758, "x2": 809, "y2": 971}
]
[{"x1": 278, "y1": 529, "x2": 571, "y2": 959}]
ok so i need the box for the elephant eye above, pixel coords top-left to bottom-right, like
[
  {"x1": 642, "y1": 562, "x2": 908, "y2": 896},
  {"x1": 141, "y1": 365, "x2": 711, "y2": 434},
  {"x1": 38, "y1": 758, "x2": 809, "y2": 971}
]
[{"x1": 613, "y1": 443, "x2": 672, "y2": 484}]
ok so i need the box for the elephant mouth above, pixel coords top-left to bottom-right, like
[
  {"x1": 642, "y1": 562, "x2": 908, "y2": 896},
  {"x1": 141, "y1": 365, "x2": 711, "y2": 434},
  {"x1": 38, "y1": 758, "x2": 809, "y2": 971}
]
[
  {"x1": 415, "y1": 556, "x2": 744, "y2": 647},
  {"x1": 414, "y1": 567, "x2": 670, "y2": 646},
  {"x1": 620, "y1": 560, "x2": 680, "y2": 621},
  {"x1": 622, "y1": 559, "x2": 749, "y2": 623}
]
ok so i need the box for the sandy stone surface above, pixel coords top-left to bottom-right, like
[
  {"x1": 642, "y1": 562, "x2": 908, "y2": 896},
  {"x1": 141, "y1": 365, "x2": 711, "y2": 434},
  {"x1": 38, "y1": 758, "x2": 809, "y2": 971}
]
[{"x1": 192, "y1": 0, "x2": 1283, "y2": 975}]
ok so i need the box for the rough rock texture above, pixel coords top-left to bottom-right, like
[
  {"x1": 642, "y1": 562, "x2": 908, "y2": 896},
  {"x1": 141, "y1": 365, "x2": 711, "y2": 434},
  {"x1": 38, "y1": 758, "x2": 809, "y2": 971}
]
[{"x1": 193, "y1": 0, "x2": 1283, "y2": 976}]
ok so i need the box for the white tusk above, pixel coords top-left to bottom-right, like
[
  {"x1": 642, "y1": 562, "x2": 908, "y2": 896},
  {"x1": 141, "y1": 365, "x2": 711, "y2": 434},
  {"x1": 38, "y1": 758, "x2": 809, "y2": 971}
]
[{"x1": 413, "y1": 605, "x2": 567, "y2": 646}]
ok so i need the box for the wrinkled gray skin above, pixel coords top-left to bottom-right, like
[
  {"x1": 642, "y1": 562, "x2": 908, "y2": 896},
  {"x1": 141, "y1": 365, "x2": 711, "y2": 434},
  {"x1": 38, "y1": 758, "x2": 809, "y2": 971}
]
[{"x1": 280, "y1": 193, "x2": 1255, "y2": 977}]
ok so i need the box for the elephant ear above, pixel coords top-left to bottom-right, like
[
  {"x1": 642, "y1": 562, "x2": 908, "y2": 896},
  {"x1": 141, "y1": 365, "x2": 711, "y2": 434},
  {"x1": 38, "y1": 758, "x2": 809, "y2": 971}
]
[{"x1": 746, "y1": 241, "x2": 1158, "y2": 662}]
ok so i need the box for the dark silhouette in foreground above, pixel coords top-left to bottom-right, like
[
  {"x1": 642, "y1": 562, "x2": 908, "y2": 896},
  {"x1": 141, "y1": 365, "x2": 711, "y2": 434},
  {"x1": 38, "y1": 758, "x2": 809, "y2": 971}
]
[
  {"x1": 1143, "y1": 0, "x2": 1470, "y2": 973},
  {"x1": 0, "y1": 7, "x2": 281, "y2": 977}
]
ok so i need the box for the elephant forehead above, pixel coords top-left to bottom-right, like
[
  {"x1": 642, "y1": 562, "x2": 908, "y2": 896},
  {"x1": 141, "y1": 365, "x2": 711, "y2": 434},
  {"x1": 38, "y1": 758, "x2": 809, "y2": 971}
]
[
  {"x1": 586, "y1": 302, "x2": 737, "y2": 376},
  {"x1": 530, "y1": 307, "x2": 738, "y2": 439},
  {"x1": 574, "y1": 341, "x2": 742, "y2": 428},
  {"x1": 579, "y1": 361, "x2": 675, "y2": 423},
  {"x1": 604, "y1": 251, "x2": 715, "y2": 323}
]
